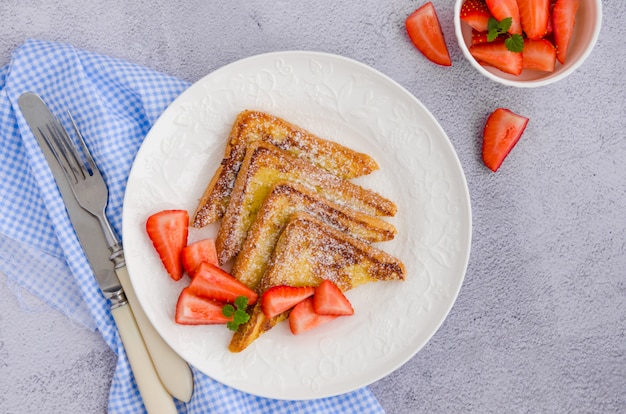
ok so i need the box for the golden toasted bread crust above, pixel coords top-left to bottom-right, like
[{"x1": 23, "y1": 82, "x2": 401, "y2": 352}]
[
  {"x1": 215, "y1": 142, "x2": 397, "y2": 264},
  {"x1": 228, "y1": 212, "x2": 404, "y2": 352},
  {"x1": 258, "y1": 212, "x2": 405, "y2": 292},
  {"x1": 191, "y1": 110, "x2": 379, "y2": 227},
  {"x1": 231, "y1": 180, "x2": 397, "y2": 290}
]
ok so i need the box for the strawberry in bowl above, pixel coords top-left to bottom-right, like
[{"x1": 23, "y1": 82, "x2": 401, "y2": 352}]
[{"x1": 455, "y1": 0, "x2": 602, "y2": 87}]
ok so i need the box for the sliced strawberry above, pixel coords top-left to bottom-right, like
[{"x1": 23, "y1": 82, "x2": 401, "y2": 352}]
[
  {"x1": 313, "y1": 280, "x2": 354, "y2": 316},
  {"x1": 471, "y1": 29, "x2": 508, "y2": 45},
  {"x1": 289, "y1": 297, "x2": 340, "y2": 335},
  {"x1": 175, "y1": 288, "x2": 232, "y2": 325},
  {"x1": 146, "y1": 209, "x2": 189, "y2": 281},
  {"x1": 188, "y1": 262, "x2": 258, "y2": 305},
  {"x1": 482, "y1": 108, "x2": 529, "y2": 172},
  {"x1": 522, "y1": 38, "x2": 556, "y2": 72},
  {"x1": 485, "y1": 0, "x2": 522, "y2": 34},
  {"x1": 261, "y1": 285, "x2": 316, "y2": 319},
  {"x1": 469, "y1": 41, "x2": 523, "y2": 75},
  {"x1": 471, "y1": 30, "x2": 489, "y2": 45},
  {"x1": 182, "y1": 238, "x2": 218, "y2": 277},
  {"x1": 552, "y1": 0, "x2": 579, "y2": 64},
  {"x1": 518, "y1": 0, "x2": 551, "y2": 39},
  {"x1": 405, "y1": 2, "x2": 451, "y2": 66},
  {"x1": 460, "y1": 0, "x2": 492, "y2": 32}
]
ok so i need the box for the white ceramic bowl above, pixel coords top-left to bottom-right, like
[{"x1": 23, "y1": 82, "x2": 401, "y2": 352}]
[{"x1": 454, "y1": 0, "x2": 602, "y2": 87}]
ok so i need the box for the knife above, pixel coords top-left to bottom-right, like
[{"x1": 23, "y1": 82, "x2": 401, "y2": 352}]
[{"x1": 18, "y1": 93, "x2": 190, "y2": 412}]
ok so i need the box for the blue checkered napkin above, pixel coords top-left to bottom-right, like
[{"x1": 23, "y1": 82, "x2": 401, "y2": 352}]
[{"x1": 0, "y1": 39, "x2": 385, "y2": 414}]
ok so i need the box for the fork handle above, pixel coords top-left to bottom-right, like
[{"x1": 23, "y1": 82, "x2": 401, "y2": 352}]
[
  {"x1": 111, "y1": 303, "x2": 178, "y2": 414},
  {"x1": 115, "y1": 264, "x2": 194, "y2": 402}
]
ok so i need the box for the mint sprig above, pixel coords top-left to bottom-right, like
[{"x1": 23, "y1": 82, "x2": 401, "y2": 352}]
[
  {"x1": 487, "y1": 17, "x2": 524, "y2": 53},
  {"x1": 222, "y1": 296, "x2": 250, "y2": 331}
]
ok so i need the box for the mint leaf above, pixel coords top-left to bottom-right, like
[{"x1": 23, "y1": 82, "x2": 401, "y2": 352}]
[
  {"x1": 234, "y1": 295, "x2": 249, "y2": 310},
  {"x1": 234, "y1": 309, "x2": 250, "y2": 325},
  {"x1": 222, "y1": 304, "x2": 235, "y2": 317},
  {"x1": 485, "y1": 17, "x2": 523, "y2": 53},
  {"x1": 505, "y1": 34, "x2": 524, "y2": 53},
  {"x1": 487, "y1": 17, "x2": 500, "y2": 42},
  {"x1": 224, "y1": 296, "x2": 251, "y2": 331},
  {"x1": 499, "y1": 17, "x2": 512, "y2": 33}
]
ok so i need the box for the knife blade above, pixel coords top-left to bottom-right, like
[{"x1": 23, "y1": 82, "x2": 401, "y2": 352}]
[{"x1": 18, "y1": 92, "x2": 179, "y2": 414}]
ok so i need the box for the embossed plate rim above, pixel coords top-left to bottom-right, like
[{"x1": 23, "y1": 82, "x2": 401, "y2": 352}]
[{"x1": 123, "y1": 50, "x2": 472, "y2": 400}]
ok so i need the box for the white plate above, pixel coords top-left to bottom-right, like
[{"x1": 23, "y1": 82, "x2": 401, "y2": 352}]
[{"x1": 123, "y1": 51, "x2": 472, "y2": 400}]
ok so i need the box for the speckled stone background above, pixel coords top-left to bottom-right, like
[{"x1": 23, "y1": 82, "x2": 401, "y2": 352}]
[{"x1": 1, "y1": 1, "x2": 624, "y2": 413}]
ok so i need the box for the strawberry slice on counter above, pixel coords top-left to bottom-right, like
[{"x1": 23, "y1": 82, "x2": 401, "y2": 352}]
[
  {"x1": 482, "y1": 108, "x2": 529, "y2": 172},
  {"x1": 188, "y1": 262, "x2": 258, "y2": 305},
  {"x1": 313, "y1": 280, "x2": 354, "y2": 316},
  {"x1": 460, "y1": 0, "x2": 492, "y2": 32},
  {"x1": 522, "y1": 38, "x2": 556, "y2": 72},
  {"x1": 552, "y1": 0, "x2": 579, "y2": 64},
  {"x1": 485, "y1": 0, "x2": 522, "y2": 34},
  {"x1": 182, "y1": 238, "x2": 218, "y2": 277},
  {"x1": 405, "y1": 2, "x2": 451, "y2": 66},
  {"x1": 146, "y1": 209, "x2": 189, "y2": 281},
  {"x1": 261, "y1": 285, "x2": 316, "y2": 319},
  {"x1": 175, "y1": 288, "x2": 232, "y2": 325},
  {"x1": 469, "y1": 41, "x2": 523, "y2": 75},
  {"x1": 518, "y1": 0, "x2": 551, "y2": 39},
  {"x1": 289, "y1": 297, "x2": 340, "y2": 335}
]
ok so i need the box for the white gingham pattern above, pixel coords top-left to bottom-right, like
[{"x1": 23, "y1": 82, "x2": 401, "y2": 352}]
[{"x1": 0, "y1": 39, "x2": 385, "y2": 414}]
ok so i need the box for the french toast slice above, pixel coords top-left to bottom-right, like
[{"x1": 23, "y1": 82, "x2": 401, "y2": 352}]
[
  {"x1": 231, "y1": 180, "x2": 397, "y2": 290},
  {"x1": 215, "y1": 141, "x2": 397, "y2": 264},
  {"x1": 228, "y1": 212, "x2": 405, "y2": 353},
  {"x1": 191, "y1": 110, "x2": 379, "y2": 227}
]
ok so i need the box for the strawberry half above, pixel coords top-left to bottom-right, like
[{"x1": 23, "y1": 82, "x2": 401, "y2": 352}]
[
  {"x1": 405, "y1": 2, "x2": 451, "y2": 66},
  {"x1": 146, "y1": 209, "x2": 189, "y2": 281},
  {"x1": 485, "y1": 0, "x2": 522, "y2": 34},
  {"x1": 182, "y1": 238, "x2": 218, "y2": 277},
  {"x1": 522, "y1": 38, "x2": 556, "y2": 72},
  {"x1": 175, "y1": 288, "x2": 232, "y2": 325},
  {"x1": 313, "y1": 280, "x2": 354, "y2": 316},
  {"x1": 469, "y1": 41, "x2": 523, "y2": 75},
  {"x1": 482, "y1": 108, "x2": 529, "y2": 172},
  {"x1": 552, "y1": 0, "x2": 579, "y2": 64},
  {"x1": 188, "y1": 262, "x2": 258, "y2": 305},
  {"x1": 261, "y1": 285, "x2": 315, "y2": 319},
  {"x1": 460, "y1": 0, "x2": 492, "y2": 32},
  {"x1": 289, "y1": 297, "x2": 340, "y2": 335},
  {"x1": 518, "y1": 0, "x2": 551, "y2": 40}
]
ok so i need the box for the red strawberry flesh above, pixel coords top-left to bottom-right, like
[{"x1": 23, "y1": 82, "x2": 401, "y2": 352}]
[
  {"x1": 146, "y1": 209, "x2": 189, "y2": 281},
  {"x1": 182, "y1": 238, "x2": 218, "y2": 277},
  {"x1": 485, "y1": 0, "x2": 522, "y2": 34},
  {"x1": 461, "y1": 0, "x2": 493, "y2": 32},
  {"x1": 518, "y1": 0, "x2": 551, "y2": 40},
  {"x1": 405, "y1": 2, "x2": 451, "y2": 66},
  {"x1": 188, "y1": 262, "x2": 258, "y2": 305},
  {"x1": 175, "y1": 288, "x2": 232, "y2": 325},
  {"x1": 313, "y1": 280, "x2": 354, "y2": 316},
  {"x1": 289, "y1": 297, "x2": 339, "y2": 335},
  {"x1": 469, "y1": 41, "x2": 523, "y2": 75},
  {"x1": 552, "y1": 0, "x2": 579, "y2": 64},
  {"x1": 522, "y1": 38, "x2": 556, "y2": 72},
  {"x1": 482, "y1": 108, "x2": 529, "y2": 172},
  {"x1": 261, "y1": 285, "x2": 315, "y2": 319}
]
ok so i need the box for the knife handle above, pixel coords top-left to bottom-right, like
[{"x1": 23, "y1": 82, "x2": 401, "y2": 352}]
[
  {"x1": 111, "y1": 303, "x2": 178, "y2": 414},
  {"x1": 115, "y1": 264, "x2": 194, "y2": 402}
]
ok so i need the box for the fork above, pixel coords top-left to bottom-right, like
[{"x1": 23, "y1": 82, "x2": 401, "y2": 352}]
[
  {"x1": 45, "y1": 112, "x2": 120, "y2": 252},
  {"x1": 43, "y1": 112, "x2": 194, "y2": 403}
]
